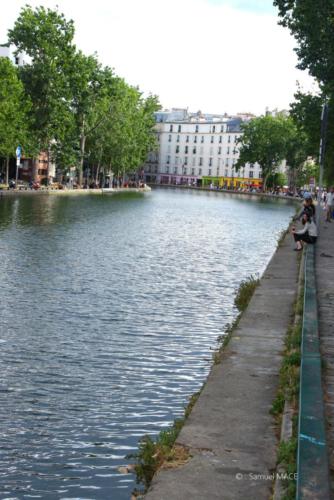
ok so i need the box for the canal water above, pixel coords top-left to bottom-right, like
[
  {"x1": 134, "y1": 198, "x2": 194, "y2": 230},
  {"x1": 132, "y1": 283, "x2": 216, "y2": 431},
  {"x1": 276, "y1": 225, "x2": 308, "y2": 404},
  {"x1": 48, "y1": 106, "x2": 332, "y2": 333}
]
[{"x1": 0, "y1": 189, "x2": 295, "y2": 499}]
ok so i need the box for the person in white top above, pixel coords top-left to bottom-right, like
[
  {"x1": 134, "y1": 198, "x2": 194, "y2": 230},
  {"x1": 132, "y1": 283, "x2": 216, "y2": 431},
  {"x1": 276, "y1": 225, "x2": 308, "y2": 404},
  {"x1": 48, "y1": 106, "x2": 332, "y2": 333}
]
[
  {"x1": 326, "y1": 186, "x2": 334, "y2": 222},
  {"x1": 291, "y1": 212, "x2": 318, "y2": 251}
]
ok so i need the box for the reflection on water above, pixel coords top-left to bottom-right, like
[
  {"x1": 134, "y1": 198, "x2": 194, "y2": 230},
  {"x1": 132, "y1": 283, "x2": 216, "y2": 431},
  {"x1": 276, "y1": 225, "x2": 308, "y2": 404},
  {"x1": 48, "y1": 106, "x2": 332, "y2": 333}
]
[{"x1": 0, "y1": 189, "x2": 295, "y2": 499}]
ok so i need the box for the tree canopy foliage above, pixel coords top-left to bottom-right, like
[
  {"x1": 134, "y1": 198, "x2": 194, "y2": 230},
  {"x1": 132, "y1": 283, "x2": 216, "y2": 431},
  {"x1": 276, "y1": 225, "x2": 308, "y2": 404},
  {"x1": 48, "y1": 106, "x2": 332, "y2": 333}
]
[
  {"x1": 235, "y1": 114, "x2": 304, "y2": 189},
  {"x1": 275, "y1": 0, "x2": 334, "y2": 184},
  {"x1": 274, "y1": 0, "x2": 334, "y2": 95},
  {"x1": 0, "y1": 56, "x2": 31, "y2": 182},
  {"x1": 4, "y1": 5, "x2": 160, "y2": 184}
]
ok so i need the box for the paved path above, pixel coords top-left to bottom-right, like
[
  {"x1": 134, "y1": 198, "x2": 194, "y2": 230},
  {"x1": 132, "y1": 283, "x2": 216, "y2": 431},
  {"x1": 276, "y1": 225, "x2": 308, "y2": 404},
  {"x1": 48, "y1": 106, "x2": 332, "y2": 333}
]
[
  {"x1": 316, "y1": 213, "x2": 334, "y2": 494},
  {"x1": 145, "y1": 232, "x2": 299, "y2": 500}
]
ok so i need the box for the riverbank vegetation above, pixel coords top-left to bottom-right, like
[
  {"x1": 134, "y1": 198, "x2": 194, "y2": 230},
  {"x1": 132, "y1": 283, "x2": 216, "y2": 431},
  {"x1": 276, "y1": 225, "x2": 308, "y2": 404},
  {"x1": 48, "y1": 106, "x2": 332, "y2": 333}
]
[
  {"x1": 0, "y1": 6, "x2": 160, "y2": 185},
  {"x1": 128, "y1": 391, "x2": 200, "y2": 496}
]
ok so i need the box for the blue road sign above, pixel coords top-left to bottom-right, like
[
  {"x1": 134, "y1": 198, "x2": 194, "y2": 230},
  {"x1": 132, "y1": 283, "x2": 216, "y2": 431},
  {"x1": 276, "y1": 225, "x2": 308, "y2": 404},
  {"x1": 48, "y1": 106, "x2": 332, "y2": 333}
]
[{"x1": 16, "y1": 146, "x2": 21, "y2": 158}]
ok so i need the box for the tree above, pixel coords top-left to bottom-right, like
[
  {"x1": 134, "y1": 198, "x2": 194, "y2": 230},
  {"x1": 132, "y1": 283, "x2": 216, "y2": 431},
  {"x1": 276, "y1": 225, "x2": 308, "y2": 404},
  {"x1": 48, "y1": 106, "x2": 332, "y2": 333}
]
[
  {"x1": 289, "y1": 90, "x2": 334, "y2": 184},
  {"x1": 84, "y1": 80, "x2": 160, "y2": 184},
  {"x1": 235, "y1": 114, "x2": 298, "y2": 190},
  {"x1": 295, "y1": 160, "x2": 319, "y2": 188},
  {"x1": 68, "y1": 52, "x2": 115, "y2": 185},
  {"x1": 0, "y1": 57, "x2": 31, "y2": 183},
  {"x1": 8, "y1": 5, "x2": 76, "y2": 180},
  {"x1": 7, "y1": 6, "x2": 160, "y2": 186},
  {"x1": 274, "y1": 0, "x2": 334, "y2": 95},
  {"x1": 274, "y1": 1, "x2": 334, "y2": 185}
]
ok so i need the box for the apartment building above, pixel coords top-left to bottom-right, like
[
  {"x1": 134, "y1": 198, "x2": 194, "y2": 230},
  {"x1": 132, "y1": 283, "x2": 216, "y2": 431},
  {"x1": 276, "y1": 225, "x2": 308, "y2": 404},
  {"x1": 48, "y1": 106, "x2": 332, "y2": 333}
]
[{"x1": 145, "y1": 110, "x2": 263, "y2": 189}]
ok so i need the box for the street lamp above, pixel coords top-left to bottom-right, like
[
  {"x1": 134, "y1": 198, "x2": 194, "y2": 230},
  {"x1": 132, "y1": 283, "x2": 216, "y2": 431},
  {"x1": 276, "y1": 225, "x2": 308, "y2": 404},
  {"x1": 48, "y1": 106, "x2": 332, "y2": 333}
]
[{"x1": 315, "y1": 101, "x2": 328, "y2": 225}]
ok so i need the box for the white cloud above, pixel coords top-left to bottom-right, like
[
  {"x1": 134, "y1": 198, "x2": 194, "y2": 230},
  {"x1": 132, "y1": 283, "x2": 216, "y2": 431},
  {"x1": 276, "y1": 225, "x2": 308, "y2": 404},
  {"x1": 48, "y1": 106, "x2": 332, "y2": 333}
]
[{"x1": 1, "y1": 0, "x2": 317, "y2": 115}]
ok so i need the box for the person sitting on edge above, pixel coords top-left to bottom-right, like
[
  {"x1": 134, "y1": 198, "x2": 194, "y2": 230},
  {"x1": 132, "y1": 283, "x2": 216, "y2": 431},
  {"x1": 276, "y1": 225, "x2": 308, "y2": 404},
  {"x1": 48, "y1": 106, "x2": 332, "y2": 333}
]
[
  {"x1": 294, "y1": 194, "x2": 315, "y2": 222},
  {"x1": 291, "y1": 212, "x2": 317, "y2": 251}
]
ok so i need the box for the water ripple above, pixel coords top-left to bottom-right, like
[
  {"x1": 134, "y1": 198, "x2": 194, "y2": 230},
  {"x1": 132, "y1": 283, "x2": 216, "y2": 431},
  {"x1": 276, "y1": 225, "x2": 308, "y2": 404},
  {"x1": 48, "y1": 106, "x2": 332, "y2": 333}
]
[{"x1": 0, "y1": 190, "x2": 295, "y2": 499}]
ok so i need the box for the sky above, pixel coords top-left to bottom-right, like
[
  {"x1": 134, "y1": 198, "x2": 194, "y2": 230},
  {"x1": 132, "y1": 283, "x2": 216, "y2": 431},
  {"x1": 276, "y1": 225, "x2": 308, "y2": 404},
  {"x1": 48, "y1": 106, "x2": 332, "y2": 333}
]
[{"x1": 0, "y1": 0, "x2": 318, "y2": 115}]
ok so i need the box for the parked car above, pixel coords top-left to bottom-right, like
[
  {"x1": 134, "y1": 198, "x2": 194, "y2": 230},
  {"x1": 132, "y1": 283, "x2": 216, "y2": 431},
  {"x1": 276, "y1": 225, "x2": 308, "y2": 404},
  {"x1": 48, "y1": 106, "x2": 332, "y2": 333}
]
[{"x1": 16, "y1": 180, "x2": 29, "y2": 190}]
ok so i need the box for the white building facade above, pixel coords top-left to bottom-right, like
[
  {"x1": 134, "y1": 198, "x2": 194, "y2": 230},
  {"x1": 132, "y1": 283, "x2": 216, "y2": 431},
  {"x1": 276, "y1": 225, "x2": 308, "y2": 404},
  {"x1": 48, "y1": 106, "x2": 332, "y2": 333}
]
[
  {"x1": 0, "y1": 44, "x2": 25, "y2": 66},
  {"x1": 145, "y1": 111, "x2": 263, "y2": 189}
]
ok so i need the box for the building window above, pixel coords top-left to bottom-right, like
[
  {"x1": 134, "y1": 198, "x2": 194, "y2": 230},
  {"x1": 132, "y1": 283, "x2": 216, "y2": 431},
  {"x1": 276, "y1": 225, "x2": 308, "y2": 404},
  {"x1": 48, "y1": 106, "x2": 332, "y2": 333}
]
[
  {"x1": 249, "y1": 163, "x2": 254, "y2": 169},
  {"x1": 199, "y1": 168, "x2": 202, "y2": 175},
  {"x1": 211, "y1": 136, "x2": 214, "y2": 143},
  {"x1": 170, "y1": 125, "x2": 173, "y2": 132},
  {"x1": 167, "y1": 155, "x2": 170, "y2": 164},
  {"x1": 186, "y1": 135, "x2": 189, "y2": 143},
  {"x1": 219, "y1": 136, "x2": 222, "y2": 143},
  {"x1": 209, "y1": 158, "x2": 213, "y2": 167},
  {"x1": 195, "y1": 125, "x2": 199, "y2": 133},
  {"x1": 185, "y1": 146, "x2": 188, "y2": 154},
  {"x1": 218, "y1": 146, "x2": 222, "y2": 155},
  {"x1": 199, "y1": 157, "x2": 203, "y2": 166},
  {"x1": 184, "y1": 167, "x2": 187, "y2": 175},
  {"x1": 174, "y1": 167, "x2": 177, "y2": 174},
  {"x1": 226, "y1": 158, "x2": 229, "y2": 166},
  {"x1": 201, "y1": 136, "x2": 204, "y2": 143},
  {"x1": 193, "y1": 147, "x2": 197, "y2": 154},
  {"x1": 234, "y1": 135, "x2": 238, "y2": 143},
  {"x1": 227, "y1": 147, "x2": 230, "y2": 155},
  {"x1": 166, "y1": 166, "x2": 169, "y2": 173},
  {"x1": 212, "y1": 125, "x2": 216, "y2": 133},
  {"x1": 216, "y1": 168, "x2": 220, "y2": 175},
  {"x1": 176, "y1": 145, "x2": 180, "y2": 153},
  {"x1": 228, "y1": 135, "x2": 231, "y2": 143},
  {"x1": 233, "y1": 148, "x2": 237, "y2": 155},
  {"x1": 178, "y1": 125, "x2": 181, "y2": 132},
  {"x1": 194, "y1": 136, "x2": 197, "y2": 143},
  {"x1": 225, "y1": 169, "x2": 228, "y2": 176},
  {"x1": 249, "y1": 171, "x2": 254, "y2": 178},
  {"x1": 221, "y1": 125, "x2": 224, "y2": 132},
  {"x1": 184, "y1": 157, "x2": 188, "y2": 165},
  {"x1": 175, "y1": 156, "x2": 179, "y2": 165},
  {"x1": 259, "y1": 171, "x2": 262, "y2": 178},
  {"x1": 177, "y1": 135, "x2": 180, "y2": 142},
  {"x1": 191, "y1": 168, "x2": 195, "y2": 175},
  {"x1": 208, "y1": 169, "x2": 212, "y2": 176}
]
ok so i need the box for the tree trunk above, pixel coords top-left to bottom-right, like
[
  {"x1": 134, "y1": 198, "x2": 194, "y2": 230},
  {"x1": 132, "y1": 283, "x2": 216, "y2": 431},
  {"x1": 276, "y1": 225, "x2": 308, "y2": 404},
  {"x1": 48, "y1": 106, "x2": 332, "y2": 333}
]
[
  {"x1": 95, "y1": 147, "x2": 102, "y2": 185},
  {"x1": 95, "y1": 161, "x2": 100, "y2": 185},
  {"x1": 5, "y1": 157, "x2": 9, "y2": 185},
  {"x1": 78, "y1": 117, "x2": 86, "y2": 187},
  {"x1": 78, "y1": 134, "x2": 86, "y2": 187},
  {"x1": 263, "y1": 172, "x2": 270, "y2": 191},
  {"x1": 33, "y1": 158, "x2": 39, "y2": 182}
]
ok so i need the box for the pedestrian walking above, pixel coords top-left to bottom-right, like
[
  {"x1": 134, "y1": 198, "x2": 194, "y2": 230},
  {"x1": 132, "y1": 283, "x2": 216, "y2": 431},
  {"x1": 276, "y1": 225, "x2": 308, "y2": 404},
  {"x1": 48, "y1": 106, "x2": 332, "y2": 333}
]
[{"x1": 325, "y1": 187, "x2": 334, "y2": 222}]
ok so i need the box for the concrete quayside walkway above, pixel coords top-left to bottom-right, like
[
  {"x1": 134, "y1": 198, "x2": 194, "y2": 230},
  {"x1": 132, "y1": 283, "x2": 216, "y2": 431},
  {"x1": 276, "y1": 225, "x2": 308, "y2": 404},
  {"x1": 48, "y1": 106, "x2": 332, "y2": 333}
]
[
  {"x1": 317, "y1": 214, "x2": 334, "y2": 493},
  {"x1": 145, "y1": 229, "x2": 300, "y2": 499}
]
